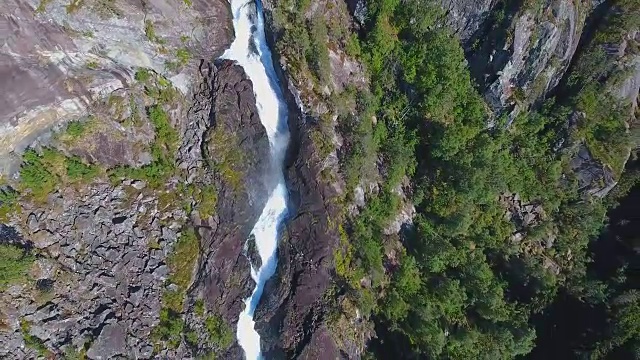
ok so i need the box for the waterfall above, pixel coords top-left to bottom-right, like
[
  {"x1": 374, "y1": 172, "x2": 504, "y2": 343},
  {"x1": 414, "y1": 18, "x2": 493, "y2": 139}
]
[{"x1": 220, "y1": 0, "x2": 290, "y2": 359}]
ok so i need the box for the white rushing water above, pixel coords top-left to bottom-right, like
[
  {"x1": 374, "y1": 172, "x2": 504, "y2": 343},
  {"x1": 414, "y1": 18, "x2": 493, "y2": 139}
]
[{"x1": 220, "y1": 0, "x2": 290, "y2": 359}]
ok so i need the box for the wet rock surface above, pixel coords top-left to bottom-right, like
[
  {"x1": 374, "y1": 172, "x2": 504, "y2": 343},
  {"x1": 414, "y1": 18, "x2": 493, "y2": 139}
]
[
  {"x1": 181, "y1": 61, "x2": 272, "y2": 359},
  {"x1": 252, "y1": 41, "x2": 343, "y2": 357}
]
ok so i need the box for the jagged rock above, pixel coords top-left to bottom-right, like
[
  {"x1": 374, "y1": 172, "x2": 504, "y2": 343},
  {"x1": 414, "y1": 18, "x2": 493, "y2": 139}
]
[
  {"x1": 87, "y1": 323, "x2": 127, "y2": 360},
  {"x1": 180, "y1": 61, "x2": 271, "y2": 356},
  {"x1": 441, "y1": 0, "x2": 498, "y2": 42},
  {"x1": 570, "y1": 144, "x2": 618, "y2": 198},
  {"x1": 253, "y1": 61, "x2": 343, "y2": 360},
  {"x1": 464, "y1": 0, "x2": 592, "y2": 120},
  {"x1": 30, "y1": 259, "x2": 57, "y2": 280},
  {"x1": 130, "y1": 180, "x2": 147, "y2": 190},
  {"x1": 246, "y1": 234, "x2": 262, "y2": 270}
]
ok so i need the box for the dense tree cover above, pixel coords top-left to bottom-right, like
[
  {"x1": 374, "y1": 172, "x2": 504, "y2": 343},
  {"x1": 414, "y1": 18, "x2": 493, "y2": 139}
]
[
  {"x1": 328, "y1": 0, "x2": 639, "y2": 358},
  {"x1": 531, "y1": 167, "x2": 640, "y2": 359}
]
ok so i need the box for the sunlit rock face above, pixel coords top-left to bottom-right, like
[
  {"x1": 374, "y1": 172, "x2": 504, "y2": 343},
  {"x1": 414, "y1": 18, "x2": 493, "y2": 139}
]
[{"x1": 0, "y1": 0, "x2": 232, "y2": 173}]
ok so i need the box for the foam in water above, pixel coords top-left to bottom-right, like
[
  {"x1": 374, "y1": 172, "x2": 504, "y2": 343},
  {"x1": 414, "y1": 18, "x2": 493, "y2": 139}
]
[{"x1": 220, "y1": 0, "x2": 290, "y2": 359}]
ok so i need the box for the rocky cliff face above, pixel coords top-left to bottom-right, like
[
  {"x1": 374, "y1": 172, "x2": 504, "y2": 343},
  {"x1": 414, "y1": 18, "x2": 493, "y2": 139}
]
[
  {"x1": 1, "y1": 0, "x2": 639, "y2": 359},
  {"x1": 0, "y1": 0, "x2": 278, "y2": 355},
  {"x1": 0, "y1": 0, "x2": 231, "y2": 173},
  {"x1": 0, "y1": 57, "x2": 275, "y2": 358}
]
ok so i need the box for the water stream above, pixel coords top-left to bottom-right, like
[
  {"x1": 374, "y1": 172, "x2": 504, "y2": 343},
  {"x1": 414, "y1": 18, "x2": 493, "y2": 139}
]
[{"x1": 220, "y1": 0, "x2": 290, "y2": 359}]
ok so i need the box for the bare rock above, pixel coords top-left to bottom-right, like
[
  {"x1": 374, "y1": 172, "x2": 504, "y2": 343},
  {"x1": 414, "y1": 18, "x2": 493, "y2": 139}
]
[{"x1": 87, "y1": 323, "x2": 127, "y2": 360}]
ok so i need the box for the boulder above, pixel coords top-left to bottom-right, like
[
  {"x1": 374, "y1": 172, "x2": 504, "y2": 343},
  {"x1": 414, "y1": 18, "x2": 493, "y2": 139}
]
[{"x1": 87, "y1": 323, "x2": 127, "y2": 360}]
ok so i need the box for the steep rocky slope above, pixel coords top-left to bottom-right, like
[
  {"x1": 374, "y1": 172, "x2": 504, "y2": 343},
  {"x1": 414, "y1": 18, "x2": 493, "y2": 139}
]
[
  {"x1": 0, "y1": 0, "x2": 639, "y2": 359},
  {"x1": 0, "y1": 0, "x2": 231, "y2": 173},
  {"x1": 0, "y1": 0, "x2": 277, "y2": 353}
]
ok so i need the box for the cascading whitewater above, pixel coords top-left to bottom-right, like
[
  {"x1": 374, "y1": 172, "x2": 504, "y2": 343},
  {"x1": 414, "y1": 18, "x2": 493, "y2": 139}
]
[{"x1": 220, "y1": 0, "x2": 290, "y2": 359}]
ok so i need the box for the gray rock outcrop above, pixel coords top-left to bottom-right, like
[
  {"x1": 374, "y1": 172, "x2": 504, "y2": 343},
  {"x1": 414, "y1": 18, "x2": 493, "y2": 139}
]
[{"x1": 0, "y1": 0, "x2": 232, "y2": 173}]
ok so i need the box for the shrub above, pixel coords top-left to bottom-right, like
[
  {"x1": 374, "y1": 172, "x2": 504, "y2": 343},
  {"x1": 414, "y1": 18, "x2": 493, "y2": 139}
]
[
  {"x1": 195, "y1": 185, "x2": 218, "y2": 219},
  {"x1": 307, "y1": 17, "x2": 331, "y2": 85},
  {"x1": 134, "y1": 68, "x2": 151, "y2": 82},
  {"x1": 204, "y1": 315, "x2": 233, "y2": 349},
  {"x1": 0, "y1": 187, "x2": 20, "y2": 222},
  {"x1": 194, "y1": 299, "x2": 205, "y2": 316},
  {"x1": 144, "y1": 20, "x2": 157, "y2": 42},
  {"x1": 65, "y1": 121, "x2": 87, "y2": 138},
  {"x1": 109, "y1": 105, "x2": 178, "y2": 188},
  {"x1": 151, "y1": 308, "x2": 184, "y2": 349},
  {"x1": 19, "y1": 149, "x2": 59, "y2": 202},
  {"x1": 20, "y1": 320, "x2": 51, "y2": 357},
  {"x1": 176, "y1": 48, "x2": 191, "y2": 66},
  {"x1": 66, "y1": 157, "x2": 100, "y2": 182},
  {"x1": 0, "y1": 244, "x2": 34, "y2": 289}
]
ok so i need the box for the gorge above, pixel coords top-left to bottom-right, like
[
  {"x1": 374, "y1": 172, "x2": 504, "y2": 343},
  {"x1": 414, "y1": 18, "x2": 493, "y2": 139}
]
[
  {"x1": 220, "y1": 0, "x2": 290, "y2": 358},
  {"x1": 0, "y1": 0, "x2": 639, "y2": 359}
]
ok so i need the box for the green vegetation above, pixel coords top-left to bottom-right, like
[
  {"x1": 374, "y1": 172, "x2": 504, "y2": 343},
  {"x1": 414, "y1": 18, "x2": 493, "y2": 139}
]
[
  {"x1": 20, "y1": 320, "x2": 51, "y2": 357},
  {"x1": 205, "y1": 126, "x2": 244, "y2": 190},
  {"x1": 194, "y1": 299, "x2": 205, "y2": 317},
  {"x1": 109, "y1": 105, "x2": 178, "y2": 188},
  {"x1": 152, "y1": 228, "x2": 200, "y2": 349},
  {"x1": 308, "y1": 0, "x2": 640, "y2": 358},
  {"x1": 271, "y1": 0, "x2": 340, "y2": 86},
  {"x1": 0, "y1": 187, "x2": 20, "y2": 222},
  {"x1": 152, "y1": 307, "x2": 185, "y2": 349},
  {"x1": 194, "y1": 185, "x2": 217, "y2": 219},
  {"x1": 67, "y1": 156, "x2": 100, "y2": 182},
  {"x1": 35, "y1": 0, "x2": 52, "y2": 13},
  {"x1": 65, "y1": 0, "x2": 85, "y2": 14},
  {"x1": 145, "y1": 20, "x2": 158, "y2": 42},
  {"x1": 93, "y1": 0, "x2": 122, "y2": 19},
  {"x1": 63, "y1": 343, "x2": 89, "y2": 360},
  {"x1": 0, "y1": 244, "x2": 34, "y2": 289},
  {"x1": 204, "y1": 314, "x2": 233, "y2": 350},
  {"x1": 165, "y1": 228, "x2": 200, "y2": 312},
  {"x1": 19, "y1": 149, "x2": 61, "y2": 202},
  {"x1": 134, "y1": 68, "x2": 152, "y2": 83},
  {"x1": 65, "y1": 120, "x2": 88, "y2": 139},
  {"x1": 86, "y1": 60, "x2": 99, "y2": 70},
  {"x1": 19, "y1": 148, "x2": 101, "y2": 203},
  {"x1": 176, "y1": 48, "x2": 191, "y2": 66}
]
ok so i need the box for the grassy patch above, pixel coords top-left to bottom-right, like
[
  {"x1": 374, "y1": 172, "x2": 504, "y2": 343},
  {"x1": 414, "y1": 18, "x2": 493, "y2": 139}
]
[
  {"x1": 66, "y1": 156, "x2": 100, "y2": 182},
  {"x1": 109, "y1": 105, "x2": 178, "y2": 188},
  {"x1": 153, "y1": 228, "x2": 200, "y2": 349},
  {"x1": 194, "y1": 299, "x2": 205, "y2": 316},
  {"x1": 65, "y1": 120, "x2": 88, "y2": 139},
  {"x1": 135, "y1": 68, "x2": 152, "y2": 83},
  {"x1": 145, "y1": 20, "x2": 157, "y2": 42},
  {"x1": 194, "y1": 185, "x2": 218, "y2": 219},
  {"x1": 0, "y1": 187, "x2": 20, "y2": 222},
  {"x1": 167, "y1": 228, "x2": 200, "y2": 301},
  {"x1": 86, "y1": 60, "x2": 99, "y2": 70},
  {"x1": 92, "y1": 0, "x2": 121, "y2": 19},
  {"x1": 18, "y1": 147, "x2": 102, "y2": 203},
  {"x1": 151, "y1": 308, "x2": 184, "y2": 349},
  {"x1": 0, "y1": 244, "x2": 34, "y2": 289},
  {"x1": 19, "y1": 149, "x2": 61, "y2": 203},
  {"x1": 176, "y1": 48, "x2": 191, "y2": 66}
]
